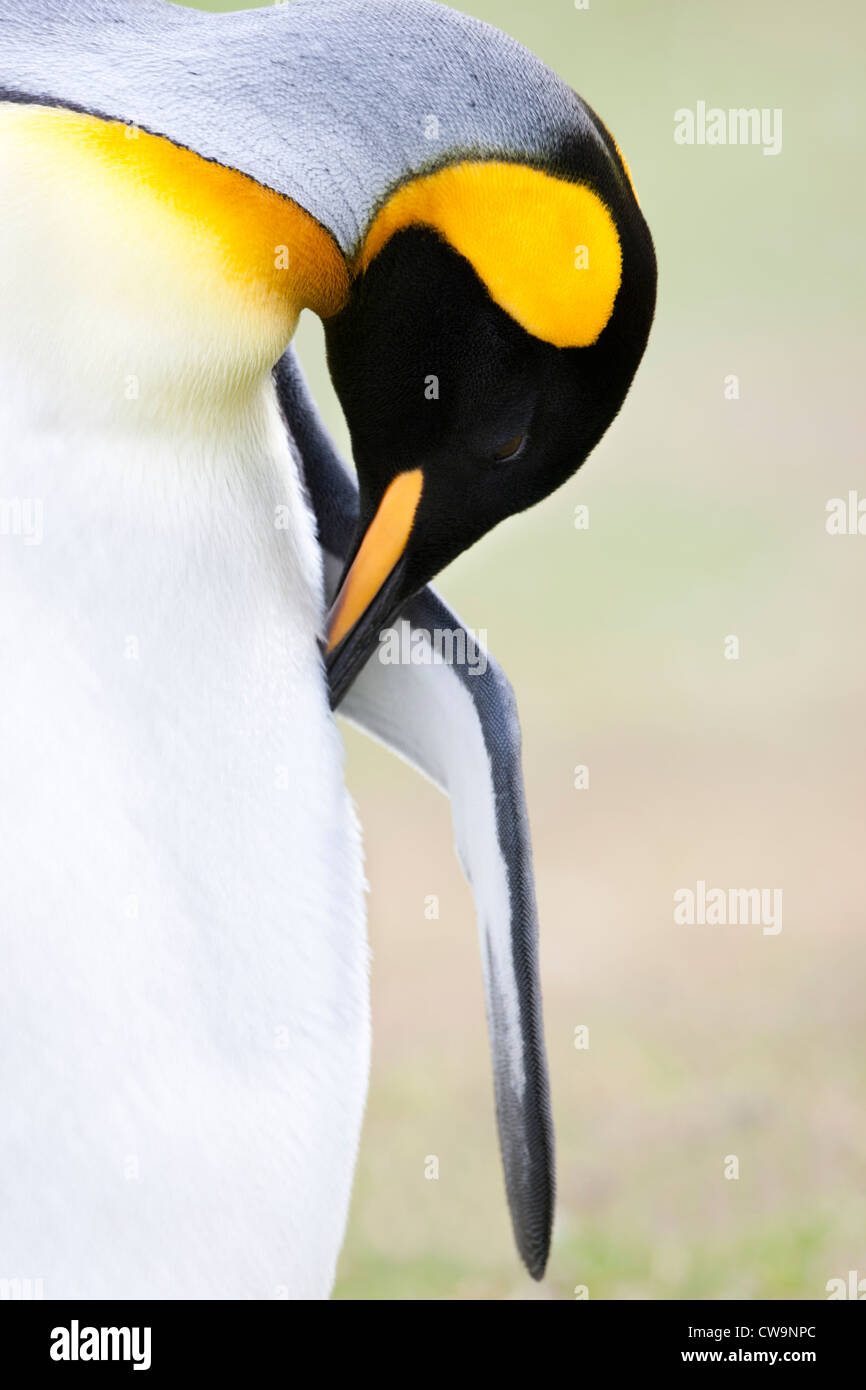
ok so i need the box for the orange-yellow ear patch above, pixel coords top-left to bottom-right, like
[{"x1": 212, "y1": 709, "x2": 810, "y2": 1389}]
[{"x1": 358, "y1": 162, "x2": 622, "y2": 349}]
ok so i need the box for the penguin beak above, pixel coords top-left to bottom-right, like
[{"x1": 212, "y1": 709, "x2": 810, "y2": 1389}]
[{"x1": 325, "y1": 468, "x2": 424, "y2": 708}]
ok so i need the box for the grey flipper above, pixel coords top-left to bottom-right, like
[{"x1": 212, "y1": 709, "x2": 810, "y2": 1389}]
[{"x1": 275, "y1": 349, "x2": 555, "y2": 1279}]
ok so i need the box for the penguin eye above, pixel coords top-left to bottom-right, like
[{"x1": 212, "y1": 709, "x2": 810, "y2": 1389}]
[{"x1": 491, "y1": 431, "x2": 527, "y2": 462}]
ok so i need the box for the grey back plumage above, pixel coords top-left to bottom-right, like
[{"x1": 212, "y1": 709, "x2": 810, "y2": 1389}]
[{"x1": 0, "y1": 0, "x2": 609, "y2": 251}]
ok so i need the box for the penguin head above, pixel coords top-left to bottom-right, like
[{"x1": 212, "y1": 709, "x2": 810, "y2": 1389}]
[{"x1": 324, "y1": 157, "x2": 656, "y2": 704}]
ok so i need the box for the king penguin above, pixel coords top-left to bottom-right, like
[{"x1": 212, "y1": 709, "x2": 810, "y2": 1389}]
[{"x1": 0, "y1": 0, "x2": 656, "y2": 1298}]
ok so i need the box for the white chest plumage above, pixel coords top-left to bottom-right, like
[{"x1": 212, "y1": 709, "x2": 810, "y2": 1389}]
[{"x1": 0, "y1": 104, "x2": 368, "y2": 1298}]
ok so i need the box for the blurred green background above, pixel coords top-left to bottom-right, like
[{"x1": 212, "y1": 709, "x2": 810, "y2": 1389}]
[{"x1": 185, "y1": 0, "x2": 866, "y2": 1298}]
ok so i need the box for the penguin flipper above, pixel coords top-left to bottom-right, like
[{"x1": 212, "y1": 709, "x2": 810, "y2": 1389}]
[{"x1": 274, "y1": 348, "x2": 555, "y2": 1280}]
